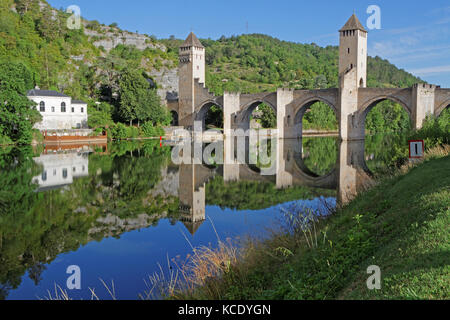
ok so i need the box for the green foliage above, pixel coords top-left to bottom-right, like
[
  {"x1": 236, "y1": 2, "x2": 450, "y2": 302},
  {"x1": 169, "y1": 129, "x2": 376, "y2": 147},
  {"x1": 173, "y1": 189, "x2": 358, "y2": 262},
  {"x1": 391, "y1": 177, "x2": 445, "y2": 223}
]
[
  {"x1": 141, "y1": 121, "x2": 164, "y2": 137},
  {"x1": 366, "y1": 101, "x2": 412, "y2": 133},
  {"x1": 409, "y1": 111, "x2": 450, "y2": 148},
  {"x1": 204, "y1": 105, "x2": 223, "y2": 128},
  {"x1": 0, "y1": 61, "x2": 41, "y2": 144},
  {"x1": 109, "y1": 122, "x2": 128, "y2": 140},
  {"x1": 258, "y1": 103, "x2": 276, "y2": 128},
  {"x1": 118, "y1": 68, "x2": 169, "y2": 125},
  {"x1": 303, "y1": 102, "x2": 337, "y2": 131},
  {"x1": 88, "y1": 102, "x2": 114, "y2": 128},
  {"x1": 302, "y1": 137, "x2": 338, "y2": 176}
]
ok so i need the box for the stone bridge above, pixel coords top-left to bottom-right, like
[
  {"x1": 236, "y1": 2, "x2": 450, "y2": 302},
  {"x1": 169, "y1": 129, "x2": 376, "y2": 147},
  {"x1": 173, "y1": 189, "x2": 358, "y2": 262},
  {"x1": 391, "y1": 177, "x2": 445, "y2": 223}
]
[{"x1": 168, "y1": 15, "x2": 450, "y2": 141}]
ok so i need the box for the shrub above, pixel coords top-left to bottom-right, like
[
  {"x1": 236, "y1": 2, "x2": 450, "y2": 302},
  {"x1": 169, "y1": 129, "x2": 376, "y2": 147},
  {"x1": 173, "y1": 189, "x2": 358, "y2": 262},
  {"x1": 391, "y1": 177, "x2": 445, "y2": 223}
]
[
  {"x1": 409, "y1": 113, "x2": 450, "y2": 149},
  {"x1": 126, "y1": 126, "x2": 140, "y2": 138},
  {"x1": 0, "y1": 135, "x2": 13, "y2": 146},
  {"x1": 141, "y1": 122, "x2": 164, "y2": 137},
  {"x1": 109, "y1": 123, "x2": 128, "y2": 140}
]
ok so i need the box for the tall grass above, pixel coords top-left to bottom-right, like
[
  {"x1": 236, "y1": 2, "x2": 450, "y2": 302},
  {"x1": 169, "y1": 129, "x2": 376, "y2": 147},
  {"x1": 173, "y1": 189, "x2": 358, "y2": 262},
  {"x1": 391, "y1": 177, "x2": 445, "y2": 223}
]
[{"x1": 145, "y1": 199, "x2": 337, "y2": 300}]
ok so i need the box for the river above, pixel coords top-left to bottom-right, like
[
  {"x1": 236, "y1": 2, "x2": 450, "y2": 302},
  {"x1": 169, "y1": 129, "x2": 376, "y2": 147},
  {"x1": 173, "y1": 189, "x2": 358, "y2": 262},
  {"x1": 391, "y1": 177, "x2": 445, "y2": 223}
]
[{"x1": 0, "y1": 135, "x2": 409, "y2": 300}]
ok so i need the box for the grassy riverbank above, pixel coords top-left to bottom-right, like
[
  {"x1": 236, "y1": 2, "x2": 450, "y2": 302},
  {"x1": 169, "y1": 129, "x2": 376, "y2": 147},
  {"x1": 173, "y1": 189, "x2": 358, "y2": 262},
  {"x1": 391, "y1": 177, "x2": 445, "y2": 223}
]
[{"x1": 169, "y1": 146, "x2": 449, "y2": 300}]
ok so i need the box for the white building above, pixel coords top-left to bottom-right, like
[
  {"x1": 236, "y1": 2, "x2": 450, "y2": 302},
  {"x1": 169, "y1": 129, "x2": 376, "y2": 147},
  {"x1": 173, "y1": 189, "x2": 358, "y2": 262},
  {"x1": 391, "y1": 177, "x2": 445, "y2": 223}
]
[{"x1": 27, "y1": 89, "x2": 88, "y2": 130}]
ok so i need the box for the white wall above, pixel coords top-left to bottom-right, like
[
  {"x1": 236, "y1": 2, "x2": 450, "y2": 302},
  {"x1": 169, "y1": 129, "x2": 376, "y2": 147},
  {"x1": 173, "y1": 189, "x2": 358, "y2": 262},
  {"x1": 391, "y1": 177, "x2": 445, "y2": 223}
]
[{"x1": 29, "y1": 95, "x2": 88, "y2": 130}]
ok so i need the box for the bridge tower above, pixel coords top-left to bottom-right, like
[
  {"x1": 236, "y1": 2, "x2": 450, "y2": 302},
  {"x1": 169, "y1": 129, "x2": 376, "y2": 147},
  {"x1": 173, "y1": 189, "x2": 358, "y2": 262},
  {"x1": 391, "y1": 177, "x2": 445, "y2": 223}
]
[
  {"x1": 178, "y1": 32, "x2": 205, "y2": 128},
  {"x1": 339, "y1": 14, "x2": 368, "y2": 140},
  {"x1": 339, "y1": 14, "x2": 367, "y2": 88}
]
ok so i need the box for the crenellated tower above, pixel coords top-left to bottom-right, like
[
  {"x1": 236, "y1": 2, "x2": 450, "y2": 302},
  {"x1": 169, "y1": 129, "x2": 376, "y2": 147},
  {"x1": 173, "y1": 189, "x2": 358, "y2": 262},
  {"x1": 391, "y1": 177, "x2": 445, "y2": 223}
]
[
  {"x1": 178, "y1": 32, "x2": 205, "y2": 127},
  {"x1": 339, "y1": 14, "x2": 368, "y2": 88},
  {"x1": 338, "y1": 14, "x2": 368, "y2": 140}
]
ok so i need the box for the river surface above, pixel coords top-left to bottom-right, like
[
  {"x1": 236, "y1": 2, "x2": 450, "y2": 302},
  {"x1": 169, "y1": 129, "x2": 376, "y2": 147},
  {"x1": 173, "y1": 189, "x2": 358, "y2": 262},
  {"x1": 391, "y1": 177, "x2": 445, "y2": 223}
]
[{"x1": 0, "y1": 135, "x2": 408, "y2": 300}]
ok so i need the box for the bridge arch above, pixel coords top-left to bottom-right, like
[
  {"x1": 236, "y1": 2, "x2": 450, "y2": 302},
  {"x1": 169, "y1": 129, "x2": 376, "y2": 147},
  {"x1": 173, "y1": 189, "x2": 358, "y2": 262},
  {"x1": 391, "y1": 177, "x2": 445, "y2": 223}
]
[
  {"x1": 236, "y1": 99, "x2": 277, "y2": 130},
  {"x1": 293, "y1": 96, "x2": 338, "y2": 131},
  {"x1": 195, "y1": 100, "x2": 224, "y2": 131},
  {"x1": 436, "y1": 100, "x2": 450, "y2": 117},
  {"x1": 359, "y1": 96, "x2": 413, "y2": 134},
  {"x1": 170, "y1": 110, "x2": 179, "y2": 126}
]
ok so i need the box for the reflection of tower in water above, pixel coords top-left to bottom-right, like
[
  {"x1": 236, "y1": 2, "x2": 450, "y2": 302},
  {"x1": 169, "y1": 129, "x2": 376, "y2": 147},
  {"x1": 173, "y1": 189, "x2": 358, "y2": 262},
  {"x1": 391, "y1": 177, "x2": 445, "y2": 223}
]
[{"x1": 178, "y1": 164, "x2": 207, "y2": 235}]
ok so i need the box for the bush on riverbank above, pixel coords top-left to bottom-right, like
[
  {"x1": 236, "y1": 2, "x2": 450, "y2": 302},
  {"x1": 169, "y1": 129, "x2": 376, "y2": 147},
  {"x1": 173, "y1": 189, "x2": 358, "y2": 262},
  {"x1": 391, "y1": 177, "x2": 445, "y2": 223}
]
[
  {"x1": 166, "y1": 146, "x2": 450, "y2": 300},
  {"x1": 409, "y1": 112, "x2": 450, "y2": 148},
  {"x1": 107, "y1": 122, "x2": 165, "y2": 140}
]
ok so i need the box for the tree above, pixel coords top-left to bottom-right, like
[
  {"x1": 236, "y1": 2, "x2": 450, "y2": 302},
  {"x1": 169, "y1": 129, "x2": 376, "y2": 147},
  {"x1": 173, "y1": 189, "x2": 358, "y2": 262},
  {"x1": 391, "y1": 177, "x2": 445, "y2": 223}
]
[
  {"x1": 118, "y1": 69, "x2": 169, "y2": 126},
  {"x1": 259, "y1": 103, "x2": 276, "y2": 128},
  {"x1": 0, "y1": 62, "x2": 41, "y2": 144}
]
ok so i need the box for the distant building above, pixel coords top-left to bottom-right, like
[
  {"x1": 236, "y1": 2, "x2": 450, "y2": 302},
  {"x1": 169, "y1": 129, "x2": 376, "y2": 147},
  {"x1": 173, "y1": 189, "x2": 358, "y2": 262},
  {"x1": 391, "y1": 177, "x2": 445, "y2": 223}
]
[{"x1": 27, "y1": 89, "x2": 88, "y2": 130}]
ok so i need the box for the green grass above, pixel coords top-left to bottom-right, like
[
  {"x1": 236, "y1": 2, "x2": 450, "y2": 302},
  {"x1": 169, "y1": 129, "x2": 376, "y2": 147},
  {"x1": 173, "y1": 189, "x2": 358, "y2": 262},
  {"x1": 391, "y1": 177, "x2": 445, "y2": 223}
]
[{"x1": 175, "y1": 152, "x2": 450, "y2": 300}]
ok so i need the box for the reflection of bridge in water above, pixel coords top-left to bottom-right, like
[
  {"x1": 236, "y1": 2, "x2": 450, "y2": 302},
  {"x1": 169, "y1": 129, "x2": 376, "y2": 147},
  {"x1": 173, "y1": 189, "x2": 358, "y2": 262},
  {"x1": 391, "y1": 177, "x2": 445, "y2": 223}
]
[{"x1": 177, "y1": 138, "x2": 373, "y2": 234}]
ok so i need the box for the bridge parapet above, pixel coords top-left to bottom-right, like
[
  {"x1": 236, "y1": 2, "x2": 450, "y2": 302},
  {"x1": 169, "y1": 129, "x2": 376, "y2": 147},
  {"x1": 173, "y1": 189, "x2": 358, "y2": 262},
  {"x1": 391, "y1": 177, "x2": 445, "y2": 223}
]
[
  {"x1": 193, "y1": 78, "x2": 220, "y2": 111},
  {"x1": 357, "y1": 87, "x2": 413, "y2": 115}
]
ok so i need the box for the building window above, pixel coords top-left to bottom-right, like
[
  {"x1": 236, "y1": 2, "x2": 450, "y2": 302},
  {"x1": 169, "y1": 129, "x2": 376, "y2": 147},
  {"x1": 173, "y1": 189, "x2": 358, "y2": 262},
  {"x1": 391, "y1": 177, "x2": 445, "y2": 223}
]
[
  {"x1": 72, "y1": 107, "x2": 75, "y2": 113},
  {"x1": 39, "y1": 101, "x2": 45, "y2": 112},
  {"x1": 81, "y1": 107, "x2": 84, "y2": 113},
  {"x1": 61, "y1": 102, "x2": 66, "y2": 113},
  {"x1": 42, "y1": 171, "x2": 47, "y2": 182},
  {"x1": 62, "y1": 168, "x2": 68, "y2": 179},
  {"x1": 51, "y1": 107, "x2": 55, "y2": 112},
  {"x1": 348, "y1": 48, "x2": 350, "y2": 54}
]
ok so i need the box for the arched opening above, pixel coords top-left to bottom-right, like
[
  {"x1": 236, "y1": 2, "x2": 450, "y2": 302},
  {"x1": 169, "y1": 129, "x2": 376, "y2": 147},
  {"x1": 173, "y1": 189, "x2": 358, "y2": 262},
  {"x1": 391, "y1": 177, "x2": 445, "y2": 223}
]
[
  {"x1": 435, "y1": 103, "x2": 449, "y2": 134},
  {"x1": 39, "y1": 101, "x2": 45, "y2": 112},
  {"x1": 363, "y1": 98, "x2": 412, "y2": 136},
  {"x1": 61, "y1": 102, "x2": 66, "y2": 113},
  {"x1": 294, "y1": 99, "x2": 338, "y2": 136},
  {"x1": 170, "y1": 110, "x2": 179, "y2": 126},
  {"x1": 437, "y1": 103, "x2": 450, "y2": 118},
  {"x1": 293, "y1": 137, "x2": 338, "y2": 178},
  {"x1": 360, "y1": 78, "x2": 364, "y2": 88},
  {"x1": 240, "y1": 101, "x2": 277, "y2": 130},
  {"x1": 196, "y1": 102, "x2": 223, "y2": 132}
]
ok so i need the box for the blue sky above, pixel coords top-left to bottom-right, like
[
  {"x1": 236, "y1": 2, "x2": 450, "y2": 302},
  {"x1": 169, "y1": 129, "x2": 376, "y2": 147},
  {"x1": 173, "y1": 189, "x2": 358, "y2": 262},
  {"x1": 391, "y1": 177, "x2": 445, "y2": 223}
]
[{"x1": 48, "y1": 0, "x2": 450, "y2": 87}]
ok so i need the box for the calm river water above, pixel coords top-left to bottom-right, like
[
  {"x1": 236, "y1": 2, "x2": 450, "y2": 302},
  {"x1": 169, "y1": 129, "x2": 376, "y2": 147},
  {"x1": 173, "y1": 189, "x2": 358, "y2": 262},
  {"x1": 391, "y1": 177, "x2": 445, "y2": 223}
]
[{"x1": 0, "y1": 135, "x2": 407, "y2": 300}]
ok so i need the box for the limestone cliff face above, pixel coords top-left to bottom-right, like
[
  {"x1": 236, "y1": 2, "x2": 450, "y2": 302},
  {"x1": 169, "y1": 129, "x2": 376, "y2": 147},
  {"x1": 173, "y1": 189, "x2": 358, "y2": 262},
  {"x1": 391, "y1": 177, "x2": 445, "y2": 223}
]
[
  {"x1": 148, "y1": 67, "x2": 179, "y2": 102},
  {"x1": 83, "y1": 25, "x2": 180, "y2": 101},
  {"x1": 83, "y1": 27, "x2": 166, "y2": 52}
]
